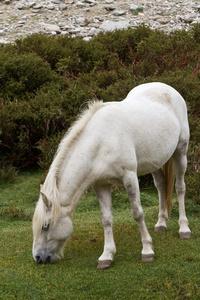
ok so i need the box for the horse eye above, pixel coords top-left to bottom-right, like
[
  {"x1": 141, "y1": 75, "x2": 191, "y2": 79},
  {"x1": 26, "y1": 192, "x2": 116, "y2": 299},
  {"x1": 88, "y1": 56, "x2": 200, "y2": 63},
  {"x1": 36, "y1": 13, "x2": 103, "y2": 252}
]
[{"x1": 42, "y1": 224, "x2": 49, "y2": 231}]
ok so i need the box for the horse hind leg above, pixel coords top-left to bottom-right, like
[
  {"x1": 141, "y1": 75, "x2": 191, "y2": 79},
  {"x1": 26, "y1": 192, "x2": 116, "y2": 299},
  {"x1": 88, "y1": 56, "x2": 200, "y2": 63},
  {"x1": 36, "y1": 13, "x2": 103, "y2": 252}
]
[
  {"x1": 152, "y1": 169, "x2": 168, "y2": 232},
  {"x1": 123, "y1": 171, "x2": 154, "y2": 262},
  {"x1": 93, "y1": 184, "x2": 116, "y2": 269},
  {"x1": 173, "y1": 142, "x2": 191, "y2": 239}
]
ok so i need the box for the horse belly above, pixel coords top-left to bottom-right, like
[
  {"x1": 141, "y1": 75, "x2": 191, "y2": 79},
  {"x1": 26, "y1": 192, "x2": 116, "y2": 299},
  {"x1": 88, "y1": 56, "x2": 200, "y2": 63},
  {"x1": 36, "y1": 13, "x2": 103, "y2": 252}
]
[{"x1": 84, "y1": 99, "x2": 181, "y2": 180}]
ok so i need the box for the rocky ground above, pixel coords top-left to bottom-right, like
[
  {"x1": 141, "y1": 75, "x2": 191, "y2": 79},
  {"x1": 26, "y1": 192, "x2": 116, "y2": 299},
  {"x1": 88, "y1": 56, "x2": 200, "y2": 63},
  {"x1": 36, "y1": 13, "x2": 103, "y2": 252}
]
[{"x1": 0, "y1": 0, "x2": 200, "y2": 44}]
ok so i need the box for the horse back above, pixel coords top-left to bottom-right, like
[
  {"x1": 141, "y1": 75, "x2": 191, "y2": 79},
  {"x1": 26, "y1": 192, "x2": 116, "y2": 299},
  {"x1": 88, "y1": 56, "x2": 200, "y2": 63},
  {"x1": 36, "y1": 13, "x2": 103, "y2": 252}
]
[{"x1": 83, "y1": 82, "x2": 189, "y2": 177}]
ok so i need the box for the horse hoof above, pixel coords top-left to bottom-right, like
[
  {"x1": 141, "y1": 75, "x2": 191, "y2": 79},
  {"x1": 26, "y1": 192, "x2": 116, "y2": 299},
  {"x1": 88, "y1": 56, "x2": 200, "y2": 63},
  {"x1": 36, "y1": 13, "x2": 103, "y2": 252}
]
[
  {"x1": 142, "y1": 253, "x2": 154, "y2": 263},
  {"x1": 97, "y1": 260, "x2": 112, "y2": 270},
  {"x1": 179, "y1": 231, "x2": 191, "y2": 239},
  {"x1": 155, "y1": 225, "x2": 167, "y2": 233}
]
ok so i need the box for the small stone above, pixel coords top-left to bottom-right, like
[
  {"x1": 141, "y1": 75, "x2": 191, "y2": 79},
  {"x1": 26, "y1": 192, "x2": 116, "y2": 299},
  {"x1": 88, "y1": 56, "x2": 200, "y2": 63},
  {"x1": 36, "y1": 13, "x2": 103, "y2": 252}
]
[
  {"x1": 183, "y1": 17, "x2": 194, "y2": 24},
  {"x1": 28, "y1": 2, "x2": 36, "y2": 8},
  {"x1": 33, "y1": 4, "x2": 43, "y2": 9},
  {"x1": 32, "y1": 10, "x2": 46, "y2": 14},
  {"x1": 83, "y1": 36, "x2": 92, "y2": 41},
  {"x1": 104, "y1": 5, "x2": 116, "y2": 11},
  {"x1": 16, "y1": 4, "x2": 28, "y2": 10},
  {"x1": 75, "y1": 17, "x2": 89, "y2": 26},
  {"x1": 76, "y1": 1, "x2": 85, "y2": 8},
  {"x1": 113, "y1": 10, "x2": 126, "y2": 16},
  {"x1": 61, "y1": 31, "x2": 69, "y2": 36},
  {"x1": 83, "y1": 0, "x2": 96, "y2": 5},
  {"x1": 149, "y1": 15, "x2": 162, "y2": 21},
  {"x1": 130, "y1": 4, "x2": 139, "y2": 11},
  {"x1": 46, "y1": 5, "x2": 55, "y2": 10},
  {"x1": 61, "y1": 25, "x2": 71, "y2": 30},
  {"x1": 88, "y1": 27, "x2": 98, "y2": 36},
  {"x1": 69, "y1": 28, "x2": 81, "y2": 34},
  {"x1": 100, "y1": 20, "x2": 130, "y2": 32},
  {"x1": 138, "y1": 12, "x2": 145, "y2": 18},
  {"x1": 193, "y1": 5, "x2": 200, "y2": 11},
  {"x1": 43, "y1": 24, "x2": 61, "y2": 33},
  {"x1": 52, "y1": 0, "x2": 64, "y2": 4},
  {"x1": 0, "y1": 30, "x2": 6, "y2": 36},
  {"x1": 0, "y1": 38, "x2": 10, "y2": 44},
  {"x1": 158, "y1": 18, "x2": 169, "y2": 24}
]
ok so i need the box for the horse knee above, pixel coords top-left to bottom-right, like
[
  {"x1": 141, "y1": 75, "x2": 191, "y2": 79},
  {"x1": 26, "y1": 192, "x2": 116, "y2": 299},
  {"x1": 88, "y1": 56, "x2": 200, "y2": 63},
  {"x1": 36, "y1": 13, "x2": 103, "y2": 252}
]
[
  {"x1": 175, "y1": 182, "x2": 186, "y2": 194},
  {"x1": 101, "y1": 214, "x2": 112, "y2": 228},
  {"x1": 132, "y1": 207, "x2": 144, "y2": 222}
]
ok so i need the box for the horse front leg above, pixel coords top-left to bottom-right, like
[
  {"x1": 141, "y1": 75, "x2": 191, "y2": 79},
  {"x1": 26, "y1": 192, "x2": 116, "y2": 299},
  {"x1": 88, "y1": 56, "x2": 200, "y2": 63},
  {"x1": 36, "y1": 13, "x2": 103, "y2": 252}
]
[
  {"x1": 123, "y1": 171, "x2": 154, "y2": 262},
  {"x1": 93, "y1": 184, "x2": 116, "y2": 269}
]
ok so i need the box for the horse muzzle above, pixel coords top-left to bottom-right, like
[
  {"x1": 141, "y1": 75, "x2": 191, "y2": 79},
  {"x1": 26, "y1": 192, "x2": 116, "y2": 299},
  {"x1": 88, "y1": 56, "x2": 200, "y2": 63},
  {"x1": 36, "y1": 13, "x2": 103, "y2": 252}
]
[{"x1": 34, "y1": 251, "x2": 57, "y2": 264}]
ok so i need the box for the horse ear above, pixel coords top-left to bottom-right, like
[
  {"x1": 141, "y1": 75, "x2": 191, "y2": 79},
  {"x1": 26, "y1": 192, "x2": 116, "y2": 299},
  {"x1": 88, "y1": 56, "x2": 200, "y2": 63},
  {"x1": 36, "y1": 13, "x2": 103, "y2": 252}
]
[{"x1": 41, "y1": 192, "x2": 52, "y2": 210}]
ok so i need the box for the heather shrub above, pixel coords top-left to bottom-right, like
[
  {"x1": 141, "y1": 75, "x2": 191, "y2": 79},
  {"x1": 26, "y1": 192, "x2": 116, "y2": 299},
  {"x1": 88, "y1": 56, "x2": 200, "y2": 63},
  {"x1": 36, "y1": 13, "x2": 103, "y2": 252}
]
[
  {"x1": 0, "y1": 52, "x2": 59, "y2": 101},
  {"x1": 0, "y1": 163, "x2": 18, "y2": 184}
]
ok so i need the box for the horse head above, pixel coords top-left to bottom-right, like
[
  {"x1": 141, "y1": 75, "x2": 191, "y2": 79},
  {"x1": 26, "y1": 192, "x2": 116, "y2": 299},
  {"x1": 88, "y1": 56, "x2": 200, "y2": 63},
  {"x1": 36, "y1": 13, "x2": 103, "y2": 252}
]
[{"x1": 32, "y1": 190, "x2": 73, "y2": 264}]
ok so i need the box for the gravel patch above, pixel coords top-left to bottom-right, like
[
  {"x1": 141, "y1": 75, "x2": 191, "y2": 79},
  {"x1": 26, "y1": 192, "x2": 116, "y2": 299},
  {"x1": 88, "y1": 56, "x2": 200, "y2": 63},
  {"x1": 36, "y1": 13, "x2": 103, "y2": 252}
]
[{"x1": 0, "y1": 0, "x2": 199, "y2": 44}]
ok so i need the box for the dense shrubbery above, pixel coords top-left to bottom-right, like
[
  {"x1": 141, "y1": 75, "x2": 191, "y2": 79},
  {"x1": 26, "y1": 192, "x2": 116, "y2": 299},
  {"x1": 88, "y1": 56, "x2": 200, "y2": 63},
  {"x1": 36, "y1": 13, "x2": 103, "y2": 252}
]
[{"x1": 0, "y1": 25, "x2": 199, "y2": 200}]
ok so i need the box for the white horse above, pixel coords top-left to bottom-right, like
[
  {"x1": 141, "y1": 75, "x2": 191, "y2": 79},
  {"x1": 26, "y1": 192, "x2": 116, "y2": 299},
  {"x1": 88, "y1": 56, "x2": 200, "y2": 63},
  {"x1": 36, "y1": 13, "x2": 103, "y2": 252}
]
[{"x1": 32, "y1": 82, "x2": 191, "y2": 269}]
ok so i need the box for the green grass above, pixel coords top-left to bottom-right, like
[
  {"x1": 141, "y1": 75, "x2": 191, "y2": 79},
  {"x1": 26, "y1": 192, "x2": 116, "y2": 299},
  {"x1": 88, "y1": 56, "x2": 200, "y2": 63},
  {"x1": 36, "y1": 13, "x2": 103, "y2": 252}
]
[{"x1": 0, "y1": 170, "x2": 200, "y2": 299}]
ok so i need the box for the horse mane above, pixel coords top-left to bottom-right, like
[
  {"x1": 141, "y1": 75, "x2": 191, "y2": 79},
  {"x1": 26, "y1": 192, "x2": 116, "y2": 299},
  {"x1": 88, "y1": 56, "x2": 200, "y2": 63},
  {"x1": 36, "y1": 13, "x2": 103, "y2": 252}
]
[{"x1": 33, "y1": 100, "x2": 105, "y2": 235}]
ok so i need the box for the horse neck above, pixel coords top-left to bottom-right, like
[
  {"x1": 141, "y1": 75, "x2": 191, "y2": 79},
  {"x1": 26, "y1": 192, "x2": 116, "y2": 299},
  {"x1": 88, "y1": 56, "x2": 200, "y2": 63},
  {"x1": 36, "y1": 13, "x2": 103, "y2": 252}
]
[{"x1": 57, "y1": 142, "x2": 93, "y2": 214}]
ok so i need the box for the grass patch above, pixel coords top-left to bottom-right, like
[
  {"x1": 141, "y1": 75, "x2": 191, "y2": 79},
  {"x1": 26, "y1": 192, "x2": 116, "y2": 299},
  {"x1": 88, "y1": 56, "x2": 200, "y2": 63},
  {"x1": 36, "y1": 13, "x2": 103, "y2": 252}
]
[{"x1": 0, "y1": 170, "x2": 200, "y2": 299}]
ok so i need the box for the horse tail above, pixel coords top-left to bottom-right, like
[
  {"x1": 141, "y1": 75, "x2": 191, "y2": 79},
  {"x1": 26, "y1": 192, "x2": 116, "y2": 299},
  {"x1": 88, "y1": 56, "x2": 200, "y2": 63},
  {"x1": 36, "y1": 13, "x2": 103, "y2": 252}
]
[{"x1": 162, "y1": 157, "x2": 175, "y2": 217}]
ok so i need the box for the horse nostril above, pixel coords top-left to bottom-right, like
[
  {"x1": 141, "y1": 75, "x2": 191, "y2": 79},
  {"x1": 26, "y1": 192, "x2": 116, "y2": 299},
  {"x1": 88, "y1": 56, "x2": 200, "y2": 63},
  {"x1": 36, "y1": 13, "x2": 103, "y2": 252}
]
[
  {"x1": 46, "y1": 255, "x2": 52, "y2": 264},
  {"x1": 35, "y1": 253, "x2": 53, "y2": 264},
  {"x1": 35, "y1": 255, "x2": 42, "y2": 264}
]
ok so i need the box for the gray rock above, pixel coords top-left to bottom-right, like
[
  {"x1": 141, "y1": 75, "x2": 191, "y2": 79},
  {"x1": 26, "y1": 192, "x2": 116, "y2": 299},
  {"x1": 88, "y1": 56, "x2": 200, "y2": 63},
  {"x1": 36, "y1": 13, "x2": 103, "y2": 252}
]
[
  {"x1": 183, "y1": 17, "x2": 195, "y2": 24},
  {"x1": 130, "y1": 4, "x2": 139, "y2": 10},
  {"x1": 83, "y1": 36, "x2": 92, "y2": 41},
  {"x1": 43, "y1": 24, "x2": 61, "y2": 33},
  {"x1": 88, "y1": 27, "x2": 99, "y2": 36},
  {"x1": 76, "y1": 1, "x2": 85, "y2": 8},
  {"x1": 16, "y1": 4, "x2": 28, "y2": 10},
  {"x1": 83, "y1": 0, "x2": 96, "y2": 5},
  {"x1": 69, "y1": 28, "x2": 81, "y2": 34},
  {"x1": 75, "y1": 17, "x2": 89, "y2": 26},
  {"x1": 52, "y1": 0, "x2": 65, "y2": 3},
  {"x1": 0, "y1": 38, "x2": 10, "y2": 44},
  {"x1": 158, "y1": 18, "x2": 169, "y2": 24},
  {"x1": 28, "y1": 2, "x2": 36, "y2": 8},
  {"x1": 0, "y1": 30, "x2": 6, "y2": 36},
  {"x1": 104, "y1": 5, "x2": 116, "y2": 11},
  {"x1": 113, "y1": 10, "x2": 126, "y2": 16},
  {"x1": 46, "y1": 5, "x2": 55, "y2": 10},
  {"x1": 18, "y1": 21, "x2": 26, "y2": 24},
  {"x1": 100, "y1": 20, "x2": 130, "y2": 32},
  {"x1": 33, "y1": 4, "x2": 43, "y2": 9},
  {"x1": 193, "y1": 5, "x2": 200, "y2": 11}
]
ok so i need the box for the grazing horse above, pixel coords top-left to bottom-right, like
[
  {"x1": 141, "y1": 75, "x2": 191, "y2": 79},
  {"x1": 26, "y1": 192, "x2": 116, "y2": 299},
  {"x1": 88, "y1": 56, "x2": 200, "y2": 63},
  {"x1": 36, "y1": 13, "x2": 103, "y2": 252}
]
[{"x1": 32, "y1": 82, "x2": 191, "y2": 269}]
